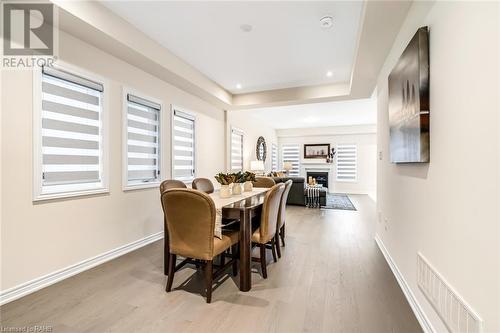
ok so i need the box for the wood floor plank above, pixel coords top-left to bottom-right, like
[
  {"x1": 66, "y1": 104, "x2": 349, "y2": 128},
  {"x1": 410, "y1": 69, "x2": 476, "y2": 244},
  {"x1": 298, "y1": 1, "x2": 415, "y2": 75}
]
[{"x1": 0, "y1": 195, "x2": 422, "y2": 333}]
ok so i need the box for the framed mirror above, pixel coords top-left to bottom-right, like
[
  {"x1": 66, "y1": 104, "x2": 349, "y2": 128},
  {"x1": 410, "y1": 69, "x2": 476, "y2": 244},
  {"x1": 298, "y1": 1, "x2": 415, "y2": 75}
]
[{"x1": 256, "y1": 136, "x2": 267, "y2": 162}]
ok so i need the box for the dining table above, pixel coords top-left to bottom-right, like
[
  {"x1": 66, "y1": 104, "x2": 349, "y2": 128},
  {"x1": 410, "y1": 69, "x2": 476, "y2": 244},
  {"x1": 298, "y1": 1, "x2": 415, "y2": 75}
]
[{"x1": 209, "y1": 187, "x2": 270, "y2": 292}]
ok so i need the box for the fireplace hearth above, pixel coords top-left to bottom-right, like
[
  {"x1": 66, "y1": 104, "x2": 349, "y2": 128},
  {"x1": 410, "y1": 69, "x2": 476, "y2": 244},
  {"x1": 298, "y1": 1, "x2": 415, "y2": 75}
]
[{"x1": 306, "y1": 171, "x2": 329, "y2": 188}]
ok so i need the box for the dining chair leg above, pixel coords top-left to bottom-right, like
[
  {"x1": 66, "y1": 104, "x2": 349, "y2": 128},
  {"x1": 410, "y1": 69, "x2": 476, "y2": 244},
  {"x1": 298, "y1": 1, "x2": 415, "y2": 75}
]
[
  {"x1": 259, "y1": 244, "x2": 268, "y2": 279},
  {"x1": 166, "y1": 254, "x2": 176, "y2": 292},
  {"x1": 164, "y1": 230, "x2": 170, "y2": 275},
  {"x1": 280, "y1": 225, "x2": 286, "y2": 247},
  {"x1": 275, "y1": 234, "x2": 282, "y2": 258},
  {"x1": 231, "y1": 244, "x2": 238, "y2": 277},
  {"x1": 205, "y1": 260, "x2": 213, "y2": 303},
  {"x1": 271, "y1": 239, "x2": 278, "y2": 263}
]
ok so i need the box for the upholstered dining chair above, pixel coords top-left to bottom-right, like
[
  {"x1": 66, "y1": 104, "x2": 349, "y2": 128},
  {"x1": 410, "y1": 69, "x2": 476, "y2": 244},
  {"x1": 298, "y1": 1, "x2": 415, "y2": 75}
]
[
  {"x1": 275, "y1": 180, "x2": 293, "y2": 258},
  {"x1": 252, "y1": 176, "x2": 276, "y2": 188},
  {"x1": 161, "y1": 188, "x2": 239, "y2": 303},
  {"x1": 159, "y1": 179, "x2": 187, "y2": 275},
  {"x1": 192, "y1": 178, "x2": 215, "y2": 194},
  {"x1": 160, "y1": 179, "x2": 186, "y2": 193},
  {"x1": 251, "y1": 183, "x2": 285, "y2": 278}
]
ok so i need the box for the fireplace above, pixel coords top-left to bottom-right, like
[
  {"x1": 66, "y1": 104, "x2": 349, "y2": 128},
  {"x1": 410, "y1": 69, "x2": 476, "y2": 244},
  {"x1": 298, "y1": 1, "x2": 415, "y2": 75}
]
[{"x1": 306, "y1": 171, "x2": 329, "y2": 188}]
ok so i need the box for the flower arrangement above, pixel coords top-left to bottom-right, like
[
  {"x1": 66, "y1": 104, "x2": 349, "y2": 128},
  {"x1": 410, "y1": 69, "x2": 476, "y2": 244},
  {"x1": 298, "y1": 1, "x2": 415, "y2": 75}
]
[
  {"x1": 214, "y1": 172, "x2": 234, "y2": 185},
  {"x1": 243, "y1": 171, "x2": 256, "y2": 182}
]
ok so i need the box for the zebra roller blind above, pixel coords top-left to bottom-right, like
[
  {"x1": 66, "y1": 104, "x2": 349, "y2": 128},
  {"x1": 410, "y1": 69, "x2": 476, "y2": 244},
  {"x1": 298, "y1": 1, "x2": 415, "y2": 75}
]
[
  {"x1": 336, "y1": 144, "x2": 357, "y2": 181},
  {"x1": 40, "y1": 67, "x2": 104, "y2": 191},
  {"x1": 126, "y1": 94, "x2": 161, "y2": 186},
  {"x1": 231, "y1": 128, "x2": 244, "y2": 171},
  {"x1": 172, "y1": 110, "x2": 195, "y2": 182},
  {"x1": 272, "y1": 143, "x2": 278, "y2": 171},
  {"x1": 282, "y1": 144, "x2": 300, "y2": 176}
]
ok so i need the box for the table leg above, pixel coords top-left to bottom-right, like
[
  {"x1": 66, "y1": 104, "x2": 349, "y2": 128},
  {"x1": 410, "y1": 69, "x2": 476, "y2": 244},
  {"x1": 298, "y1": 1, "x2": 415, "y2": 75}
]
[{"x1": 239, "y1": 209, "x2": 252, "y2": 291}]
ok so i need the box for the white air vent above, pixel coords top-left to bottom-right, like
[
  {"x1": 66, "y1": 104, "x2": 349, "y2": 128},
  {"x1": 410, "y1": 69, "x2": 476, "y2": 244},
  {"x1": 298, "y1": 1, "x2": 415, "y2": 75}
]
[{"x1": 417, "y1": 253, "x2": 482, "y2": 333}]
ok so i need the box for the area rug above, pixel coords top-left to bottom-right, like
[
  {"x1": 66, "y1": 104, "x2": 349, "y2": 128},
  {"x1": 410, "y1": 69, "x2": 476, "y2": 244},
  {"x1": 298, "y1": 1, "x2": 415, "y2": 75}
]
[{"x1": 322, "y1": 193, "x2": 356, "y2": 211}]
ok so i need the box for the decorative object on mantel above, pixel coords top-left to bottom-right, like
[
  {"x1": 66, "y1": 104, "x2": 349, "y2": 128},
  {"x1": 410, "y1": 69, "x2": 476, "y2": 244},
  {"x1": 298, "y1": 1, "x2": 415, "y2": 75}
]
[
  {"x1": 283, "y1": 162, "x2": 293, "y2": 175},
  {"x1": 256, "y1": 136, "x2": 267, "y2": 161},
  {"x1": 250, "y1": 160, "x2": 265, "y2": 175},
  {"x1": 243, "y1": 171, "x2": 256, "y2": 192},
  {"x1": 304, "y1": 143, "x2": 331, "y2": 159},
  {"x1": 326, "y1": 147, "x2": 336, "y2": 163},
  {"x1": 389, "y1": 26, "x2": 429, "y2": 163}
]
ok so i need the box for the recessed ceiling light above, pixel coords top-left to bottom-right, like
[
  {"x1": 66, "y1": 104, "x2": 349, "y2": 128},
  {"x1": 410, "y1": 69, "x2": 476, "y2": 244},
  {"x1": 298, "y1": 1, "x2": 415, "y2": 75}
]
[
  {"x1": 320, "y1": 16, "x2": 333, "y2": 29},
  {"x1": 236, "y1": 83, "x2": 242, "y2": 89},
  {"x1": 240, "y1": 24, "x2": 252, "y2": 32},
  {"x1": 326, "y1": 71, "x2": 333, "y2": 77}
]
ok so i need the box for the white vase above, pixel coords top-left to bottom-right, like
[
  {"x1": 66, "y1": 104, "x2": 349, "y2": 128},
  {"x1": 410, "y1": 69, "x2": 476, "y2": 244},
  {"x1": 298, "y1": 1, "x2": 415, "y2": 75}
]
[
  {"x1": 244, "y1": 181, "x2": 253, "y2": 192},
  {"x1": 232, "y1": 183, "x2": 242, "y2": 195},
  {"x1": 220, "y1": 185, "x2": 231, "y2": 198}
]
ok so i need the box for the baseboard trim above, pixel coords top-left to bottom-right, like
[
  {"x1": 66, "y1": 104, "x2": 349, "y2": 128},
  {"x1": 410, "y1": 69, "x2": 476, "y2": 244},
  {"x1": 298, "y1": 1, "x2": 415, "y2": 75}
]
[
  {"x1": 374, "y1": 234, "x2": 435, "y2": 333},
  {"x1": 0, "y1": 231, "x2": 163, "y2": 306}
]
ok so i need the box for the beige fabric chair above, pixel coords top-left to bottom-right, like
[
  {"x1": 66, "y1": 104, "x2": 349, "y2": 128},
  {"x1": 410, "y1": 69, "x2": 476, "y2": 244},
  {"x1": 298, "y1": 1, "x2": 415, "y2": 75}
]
[
  {"x1": 275, "y1": 180, "x2": 293, "y2": 258},
  {"x1": 192, "y1": 178, "x2": 215, "y2": 194},
  {"x1": 161, "y1": 188, "x2": 239, "y2": 303},
  {"x1": 251, "y1": 183, "x2": 285, "y2": 278},
  {"x1": 159, "y1": 179, "x2": 187, "y2": 275},
  {"x1": 252, "y1": 176, "x2": 276, "y2": 188}
]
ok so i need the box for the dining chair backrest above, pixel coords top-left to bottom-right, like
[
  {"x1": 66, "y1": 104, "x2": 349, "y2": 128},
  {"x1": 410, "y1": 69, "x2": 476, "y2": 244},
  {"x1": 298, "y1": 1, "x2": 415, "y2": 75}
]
[
  {"x1": 159, "y1": 179, "x2": 187, "y2": 194},
  {"x1": 253, "y1": 176, "x2": 276, "y2": 188},
  {"x1": 161, "y1": 188, "x2": 216, "y2": 260},
  {"x1": 277, "y1": 180, "x2": 293, "y2": 229},
  {"x1": 192, "y1": 178, "x2": 215, "y2": 194},
  {"x1": 257, "y1": 183, "x2": 285, "y2": 243}
]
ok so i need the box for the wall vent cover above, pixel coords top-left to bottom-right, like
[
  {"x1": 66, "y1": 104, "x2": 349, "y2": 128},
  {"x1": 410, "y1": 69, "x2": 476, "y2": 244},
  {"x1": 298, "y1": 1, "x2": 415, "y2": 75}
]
[{"x1": 417, "y1": 253, "x2": 482, "y2": 333}]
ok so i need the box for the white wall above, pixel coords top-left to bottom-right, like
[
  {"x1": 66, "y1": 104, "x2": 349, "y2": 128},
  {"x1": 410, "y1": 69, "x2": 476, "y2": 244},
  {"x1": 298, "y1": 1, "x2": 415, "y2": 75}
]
[
  {"x1": 226, "y1": 111, "x2": 277, "y2": 172},
  {"x1": 376, "y1": 1, "x2": 499, "y2": 332},
  {"x1": 277, "y1": 125, "x2": 377, "y2": 198},
  {"x1": 0, "y1": 31, "x2": 225, "y2": 291}
]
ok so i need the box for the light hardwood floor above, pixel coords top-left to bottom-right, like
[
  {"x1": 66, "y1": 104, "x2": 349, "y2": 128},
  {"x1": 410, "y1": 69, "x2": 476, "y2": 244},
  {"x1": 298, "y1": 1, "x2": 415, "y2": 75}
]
[{"x1": 0, "y1": 195, "x2": 421, "y2": 333}]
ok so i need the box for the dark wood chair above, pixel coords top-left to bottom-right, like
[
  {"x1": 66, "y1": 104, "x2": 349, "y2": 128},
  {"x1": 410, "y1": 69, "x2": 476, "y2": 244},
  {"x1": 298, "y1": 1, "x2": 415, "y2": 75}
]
[
  {"x1": 161, "y1": 188, "x2": 239, "y2": 303},
  {"x1": 251, "y1": 183, "x2": 285, "y2": 278},
  {"x1": 192, "y1": 178, "x2": 215, "y2": 194},
  {"x1": 275, "y1": 180, "x2": 293, "y2": 258},
  {"x1": 159, "y1": 179, "x2": 187, "y2": 275}
]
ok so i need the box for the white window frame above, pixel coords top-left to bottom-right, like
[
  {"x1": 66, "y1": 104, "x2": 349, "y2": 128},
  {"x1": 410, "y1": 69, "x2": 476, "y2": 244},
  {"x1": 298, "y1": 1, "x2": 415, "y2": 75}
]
[
  {"x1": 230, "y1": 127, "x2": 244, "y2": 172},
  {"x1": 171, "y1": 106, "x2": 196, "y2": 183},
  {"x1": 281, "y1": 144, "x2": 301, "y2": 177},
  {"x1": 122, "y1": 87, "x2": 163, "y2": 191},
  {"x1": 32, "y1": 62, "x2": 109, "y2": 201},
  {"x1": 336, "y1": 144, "x2": 358, "y2": 182}
]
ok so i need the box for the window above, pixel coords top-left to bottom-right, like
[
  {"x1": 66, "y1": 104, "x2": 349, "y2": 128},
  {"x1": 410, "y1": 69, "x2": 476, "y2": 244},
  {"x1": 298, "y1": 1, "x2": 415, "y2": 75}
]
[
  {"x1": 336, "y1": 144, "x2": 357, "y2": 182},
  {"x1": 230, "y1": 128, "x2": 244, "y2": 171},
  {"x1": 124, "y1": 92, "x2": 161, "y2": 189},
  {"x1": 172, "y1": 109, "x2": 195, "y2": 183},
  {"x1": 34, "y1": 65, "x2": 107, "y2": 200},
  {"x1": 282, "y1": 144, "x2": 300, "y2": 176},
  {"x1": 271, "y1": 143, "x2": 278, "y2": 171}
]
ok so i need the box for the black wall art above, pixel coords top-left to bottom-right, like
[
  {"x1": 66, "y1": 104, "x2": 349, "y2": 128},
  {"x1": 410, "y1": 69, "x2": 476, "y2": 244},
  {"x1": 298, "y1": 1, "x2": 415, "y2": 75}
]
[{"x1": 388, "y1": 26, "x2": 430, "y2": 163}]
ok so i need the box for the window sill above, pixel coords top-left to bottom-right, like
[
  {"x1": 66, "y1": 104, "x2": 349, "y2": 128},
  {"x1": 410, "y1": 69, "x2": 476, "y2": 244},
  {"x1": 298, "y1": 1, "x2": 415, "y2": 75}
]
[
  {"x1": 33, "y1": 187, "x2": 109, "y2": 202},
  {"x1": 123, "y1": 182, "x2": 160, "y2": 191}
]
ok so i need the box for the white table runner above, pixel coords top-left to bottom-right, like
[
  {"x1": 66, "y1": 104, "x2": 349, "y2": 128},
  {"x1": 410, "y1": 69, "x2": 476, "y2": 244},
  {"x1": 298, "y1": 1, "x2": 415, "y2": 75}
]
[
  {"x1": 209, "y1": 187, "x2": 269, "y2": 209},
  {"x1": 209, "y1": 187, "x2": 270, "y2": 239}
]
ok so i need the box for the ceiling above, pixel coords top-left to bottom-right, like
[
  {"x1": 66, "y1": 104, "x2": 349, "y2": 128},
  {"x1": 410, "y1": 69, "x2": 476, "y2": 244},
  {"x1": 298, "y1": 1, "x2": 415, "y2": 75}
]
[
  {"x1": 234, "y1": 97, "x2": 376, "y2": 129},
  {"x1": 101, "y1": 1, "x2": 363, "y2": 94}
]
